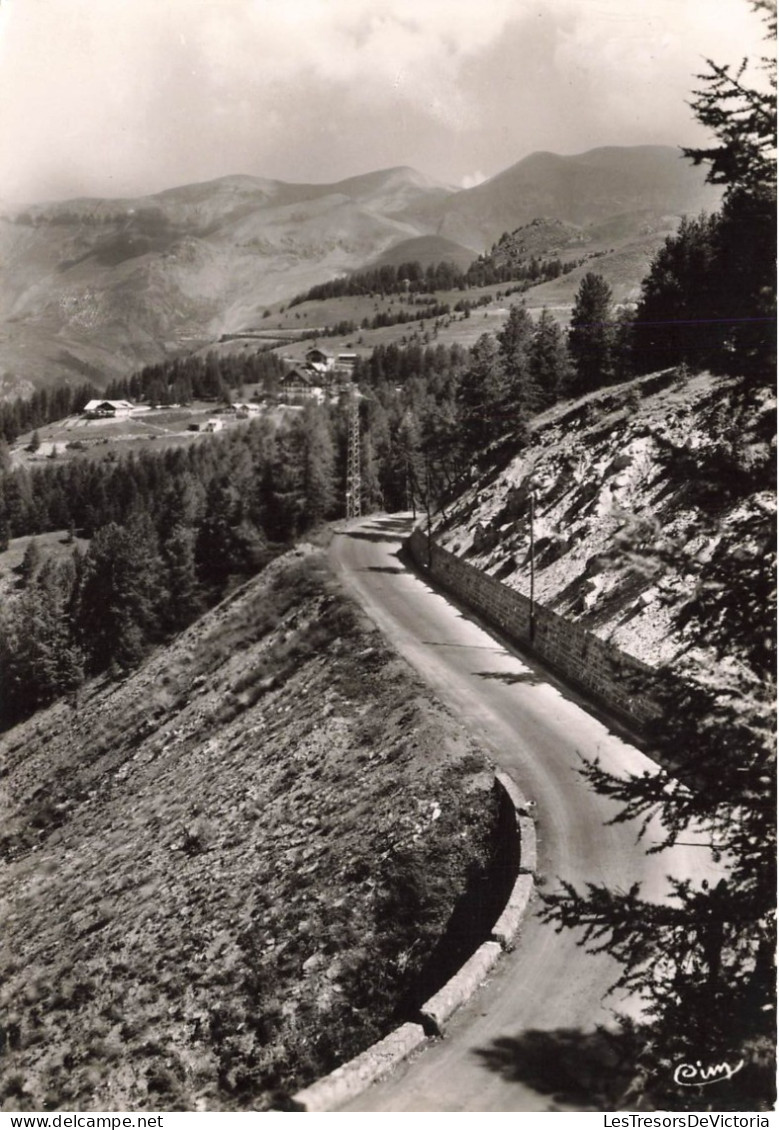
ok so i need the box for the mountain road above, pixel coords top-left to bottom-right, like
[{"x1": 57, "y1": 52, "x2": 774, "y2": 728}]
[{"x1": 327, "y1": 513, "x2": 718, "y2": 1113}]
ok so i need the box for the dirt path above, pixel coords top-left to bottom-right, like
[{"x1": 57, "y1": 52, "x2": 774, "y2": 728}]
[{"x1": 328, "y1": 513, "x2": 717, "y2": 1112}]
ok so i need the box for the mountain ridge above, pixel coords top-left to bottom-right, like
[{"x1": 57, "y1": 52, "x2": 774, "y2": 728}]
[{"x1": 0, "y1": 146, "x2": 721, "y2": 396}]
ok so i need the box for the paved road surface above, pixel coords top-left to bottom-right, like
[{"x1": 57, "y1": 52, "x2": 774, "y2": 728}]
[{"x1": 328, "y1": 514, "x2": 716, "y2": 1113}]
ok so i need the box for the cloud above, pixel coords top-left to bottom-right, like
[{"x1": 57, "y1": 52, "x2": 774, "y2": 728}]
[
  {"x1": 0, "y1": 0, "x2": 770, "y2": 203},
  {"x1": 461, "y1": 171, "x2": 487, "y2": 189}
]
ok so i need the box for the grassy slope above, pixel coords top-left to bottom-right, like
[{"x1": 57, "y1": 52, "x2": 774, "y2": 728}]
[
  {"x1": 241, "y1": 284, "x2": 543, "y2": 370},
  {"x1": 0, "y1": 531, "x2": 91, "y2": 606},
  {"x1": 0, "y1": 547, "x2": 498, "y2": 1112}
]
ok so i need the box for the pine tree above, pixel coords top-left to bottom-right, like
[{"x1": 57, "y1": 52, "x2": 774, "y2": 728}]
[
  {"x1": 497, "y1": 303, "x2": 543, "y2": 416},
  {"x1": 456, "y1": 333, "x2": 507, "y2": 459},
  {"x1": 633, "y1": 2, "x2": 776, "y2": 381},
  {"x1": 300, "y1": 405, "x2": 337, "y2": 526},
  {"x1": 567, "y1": 273, "x2": 617, "y2": 395},
  {"x1": 0, "y1": 557, "x2": 84, "y2": 725},
  {"x1": 162, "y1": 524, "x2": 204, "y2": 633},
  {"x1": 541, "y1": 444, "x2": 776, "y2": 1110},
  {"x1": 194, "y1": 478, "x2": 244, "y2": 594},
  {"x1": 528, "y1": 308, "x2": 572, "y2": 407},
  {"x1": 632, "y1": 213, "x2": 722, "y2": 375},
  {"x1": 395, "y1": 409, "x2": 425, "y2": 514},
  {"x1": 19, "y1": 538, "x2": 41, "y2": 586},
  {"x1": 74, "y1": 518, "x2": 164, "y2": 674}
]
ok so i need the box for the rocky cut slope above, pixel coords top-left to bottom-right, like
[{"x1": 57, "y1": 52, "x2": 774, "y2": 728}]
[
  {"x1": 434, "y1": 369, "x2": 775, "y2": 669},
  {"x1": 0, "y1": 545, "x2": 501, "y2": 1111}
]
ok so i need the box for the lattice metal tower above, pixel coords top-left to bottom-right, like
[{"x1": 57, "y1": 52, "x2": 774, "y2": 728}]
[{"x1": 345, "y1": 387, "x2": 362, "y2": 520}]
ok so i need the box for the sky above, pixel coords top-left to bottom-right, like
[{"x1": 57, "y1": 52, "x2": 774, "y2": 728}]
[{"x1": 0, "y1": 0, "x2": 771, "y2": 204}]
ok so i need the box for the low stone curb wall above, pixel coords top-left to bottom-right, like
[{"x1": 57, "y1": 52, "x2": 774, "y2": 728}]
[
  {"x1": 518, "y1": 816, "x2": 538, "y2": 874},
  {"x1": 494, "y1": 768, "x2": 531, "y2": 813},
  {"x1": 290, "y1": 770, "x2": 536, "y2": 1111},
  {"x1": 407, "y1": 526, "x2": 660, "y2": 732},
  {"x1": 292, "y1": 1022, "x2": 429, "y2": 1112},
  {"x1": 491, "y1": 874, "x2": 534, "y2": 951},
  {"x1": 419, "y1": 941, "x2": 503, "y2": 1036},
  {"x1": 491, "y1": 770, "x2": 537, "y2": 950}
]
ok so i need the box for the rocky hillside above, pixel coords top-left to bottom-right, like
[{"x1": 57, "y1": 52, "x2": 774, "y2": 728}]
[
  {"x1": 0, "y1": 147, "x2": 719, "y2": 395},
  {"x1": 434, "y1": 369, "x2": 775, "y2": 668},
  {"x1": 0, "y1": 546, "x2": 500, "y2": 1111}
]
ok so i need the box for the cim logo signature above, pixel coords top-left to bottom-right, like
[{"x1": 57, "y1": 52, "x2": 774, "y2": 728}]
[{"x1": 674, "y1": 1059, "x2": 745, "y2": 1087}]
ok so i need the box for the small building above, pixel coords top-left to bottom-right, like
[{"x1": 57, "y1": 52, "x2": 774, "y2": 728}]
[
  {"x1": 278, "y1": 368, "x2": 325, "y2": 403},
  {"x1": 232, "y1": 402, "x2": 262, "y2": 418},
  {"x1": 188, "y1": 418, "x2": 224, "y2": 433},
  {"x1": 305, "y1": 347, "x2": 335, "y2": 374},
  {"x1": 83, "y1": 399, "x2": 134, "y2": 419}
]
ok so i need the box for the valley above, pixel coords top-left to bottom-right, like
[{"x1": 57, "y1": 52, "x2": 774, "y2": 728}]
[{"x1": 0, "y1": 146, "x2": 718, "y2": 396}]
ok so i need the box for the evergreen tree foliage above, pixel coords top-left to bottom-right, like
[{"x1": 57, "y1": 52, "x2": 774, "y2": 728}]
[
  {"x1": 162, "y1": 524, "x2": 204, "y2": 633},
  {"x1": 567, "y1": 273, "x2": 617, "y2": 395},
  {"x1": 540, "y1": 11, "x2": 776, "y2": 1105},
  {"x1": 528, "y1": 308, "x2": 573, "y2": 407},
  {"x1": 19, "y1": 538, "x2": 41, "y2": 586},
  {"x1": 456, "y1": 334, "x2": 507, "y2": 459},
  {"x1": 541, "y1": 500, "x2": 776, "y2": 1107},
  {"x1": 634, "y1": 2, "x2": 776, "y2": 379},
  {"x1": 497, "y1": 303, "x2": 544, "y2": 416},
  {"x1": 300, "y1": 404, "x2": 337, "y2": 526},
  {"x1": 74, "y1": 518, "x2": 165, "y2": 674},
  {"x1": 0, "y1": 558, "x2": 85, "y2": 724},
  {"x1": 632, "y1": 214, "x2": 721, "y2": 373},
  {"x1": 395, "y1": 409, "x2": 425, "y2": 514},
  {"x1": 194, "y1": 477, "x2": 248, "y2": 595}
]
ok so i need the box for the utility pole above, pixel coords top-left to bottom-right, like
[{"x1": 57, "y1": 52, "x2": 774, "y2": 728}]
[
  {"x1": 529, "y1": 481, "x2": 536, "y2": 643},
  {"x1": 424, "y1": 457, "x2": 432, "y2": 569},
  {"x1": 345, "y1": 385, "x2": 362, "y2": 520}
]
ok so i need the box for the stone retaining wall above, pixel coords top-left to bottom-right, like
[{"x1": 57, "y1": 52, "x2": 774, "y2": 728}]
[{"x1": 407, "y1": 527, "x2": 660, "y2": 731}]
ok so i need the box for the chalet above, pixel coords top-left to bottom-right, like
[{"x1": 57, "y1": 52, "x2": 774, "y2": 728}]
[
  {"x1": 305, "y1": 347, "x2": 335, "y2": 374},
  {"x1": 337, "y1": 353, "x2": 358, "y2": 369},
  {"x1": 83, "y1": 399, "x2": 134, "y2": 419},
  {"x1": 278, "y1": 368, "x2": 325, "y2": 404}
]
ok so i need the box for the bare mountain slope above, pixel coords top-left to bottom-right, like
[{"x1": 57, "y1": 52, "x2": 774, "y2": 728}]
[
  {"x1": 0, "y1": 169, "x2": 452, "y2": 395},
  {"x1": 427, "y1": 146, "x2": 721, "y2": 250}
]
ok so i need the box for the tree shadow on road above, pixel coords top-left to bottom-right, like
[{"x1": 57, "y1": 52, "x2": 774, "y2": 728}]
[
  {"x1": 475, "y1": 670, "x2": 542, "y2": 686},
  {"x1": 473, "y1": 1027, "x2": 637, "y2": 1111},
  {"x1": 341, "y1": 529, "x2": 402, "y2": 543},
  {"x1": 362, "y1": 565, "x2": 407, "y2": 574}
]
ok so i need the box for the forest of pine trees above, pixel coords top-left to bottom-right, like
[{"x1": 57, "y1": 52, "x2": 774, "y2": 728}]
[
  {"x1": 3, "y1": 177, "x2": 772, "y2": 727},
  {"x1": 0, "y1": 307, "x2": 582, "y2": 726},
  {"x1": 288, "y1": 249, "x2": 584, "y2": 307}
]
